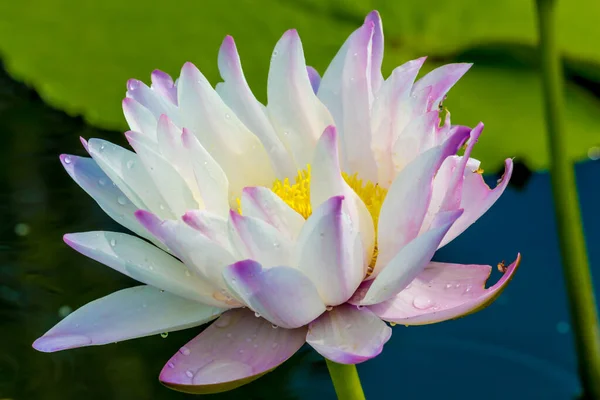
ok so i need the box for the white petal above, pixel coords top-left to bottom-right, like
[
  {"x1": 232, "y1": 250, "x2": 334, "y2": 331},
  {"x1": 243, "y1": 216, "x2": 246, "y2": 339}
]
[
  {"x1": 267, "y1": 30, "x2": 334, "y2": 168},
  {"x1": 294, "y1": 196, "x2": 364, "y2": 305},
  {"x1": 33, "y1": 286, "x2": 225, "y2": 352},
  {"x1": 122, "y1": 98, "x2": 158, "y2": 140}
]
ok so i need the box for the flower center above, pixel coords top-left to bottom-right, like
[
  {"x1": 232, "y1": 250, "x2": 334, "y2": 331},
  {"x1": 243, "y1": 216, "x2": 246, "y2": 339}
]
[{"x1": 269, "y1": 165, "x2": 388, "y2": 273}]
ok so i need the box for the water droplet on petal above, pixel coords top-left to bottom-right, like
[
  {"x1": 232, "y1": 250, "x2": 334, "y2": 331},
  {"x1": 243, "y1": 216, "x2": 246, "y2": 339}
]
[
  {"x1": 167, "y1": 362, "x2": 175, "y2": 369},
  {"x1": 325, "y1": 306, "x2": 333, "y2": 311},
  {"x1": 271, "y1": 324, "x2": 278, "y2": 329},
  {"x1": 160, "y1": 332, "x2": 169, "y2": 338},
  {"x1": 180, "y1": 346, "x2": 191, "y2": 356},
  {"x1": 185, "y1": 270, "x2": 191, "y2": 277},
  {"x1": 214, "y1": 314, "x2": 232, "y2": 328},
  {"x1": 110, "y1": 239, "x2": 116, "y2": 247},
  {"x1": 389, "y1": 322, "x2": 397, "y2": 327},
  {"x1": 126, "y1": 160, "x2": 134, "y2": 169},
  {"x1": 63, "y1": 156, "x2": 72, "y2": 164},
  {"x1": 99, "y1": 178, "x2": 107, "y2": 186},
  {"x1": 413, "y1": 296, "x2": 434, "y2": 310},
  {"x1": 445, "y1": 283, "x2": 453, "y2": 289},
  {"x1": 254, "y1": 312, "x2": 261, "y2": 318},
  {"x1": 117, "y1": 196, "x2": 128, "y2": 205},
  {"x1": 464, "y1": 285, "x2": 472, "y2": 294},
  {"x1": 185, "y1": 370, "x2": 194, "y2": 378}
]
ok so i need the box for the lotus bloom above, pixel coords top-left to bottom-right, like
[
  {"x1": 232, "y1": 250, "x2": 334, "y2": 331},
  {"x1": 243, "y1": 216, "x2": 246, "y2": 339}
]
[{"x1": 33, "y1": 10, "x2": 519, "y2": 394}]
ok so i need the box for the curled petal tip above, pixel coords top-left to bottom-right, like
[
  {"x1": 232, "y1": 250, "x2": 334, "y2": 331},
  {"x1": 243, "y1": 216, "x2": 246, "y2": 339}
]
[{"x1": 79, "y1": 137, "x2": 89, "y2": 151}]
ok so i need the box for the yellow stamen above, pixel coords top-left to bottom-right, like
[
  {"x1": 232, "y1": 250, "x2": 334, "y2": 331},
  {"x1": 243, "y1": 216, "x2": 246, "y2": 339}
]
[{"x1": 240, "y1": 165, "x2": 388, "y2": 274}]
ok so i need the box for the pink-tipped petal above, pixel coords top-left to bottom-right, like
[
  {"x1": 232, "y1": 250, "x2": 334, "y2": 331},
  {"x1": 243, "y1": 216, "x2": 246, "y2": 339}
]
[
  {"x1": 369, "y1": 254, "x2": 521, "y2": 325},
  {"x1": 240, "y1": 186, "x2": 305, "y2": 240},
  {"x1": 364, "y1": 10, "x2": 384, "y2": 92},
  {"x1": 135, "y1": 210, "x2": 236, "y2": 290},
  {"x1": 217, "y1": 36, "x2": 295, "y2": 179},
  {"x1": 440, "y1": 158, "x2": 513, "y2": 247},
  {"x1": 178, "y1": 62, "x2": 275, "y2": 195},
  {"x1": 126, "y1": 77, "x2": 179, "y2": 124},
  {"x1": 306, "y1": 304, "x2": 392, "y2": 364},
  {"x1": 33, "y1": 286, "x2": 224, "y2": 352},
  {"x1": 362, "y1": 209, "x2": 463, "y2": 305},
  {"x1": 59, "y1": 154, "x2": 163, "y2": 248},
  {"x1": 87, "y1": 138, "x2": 173, "y2": 219},
  {"x1": 122, "y1": 97, "x2": 158, "y2": 139},
  {"x1": 63, "y1": 231, "x2": 225, "y2": 306},
  {"x1": 228, "y1": 210, "x2": 293, "y2": 267},
  {"x1": 182, "y1": 210, "x2": 231, "y2": 251},
  {"x1": 267, "y1": 29, "x2": 334, "y2": 168},
  {"x1": 374, "y1": 129, "x2": 469, "y2": 276},
  {"x1": 371, "y1": 57, "x2": 427, "y2": 187},
  {"x1": 79, "y1": 137, "x2": 89, "y2": 152},
  {"x1": 223, "y1": 260, "x2": 326, "y2": 329},
  {"x1": 306, "y1": 66, "x2": 321, "y2": 94},
  {"x1": 151, "y1": 69, "x2": 178, "y2": 105},
  {"x1": 126, "y1": 130, "x2": 199, "y2": 216},
  {"x1": 412, "y1": 63, "x2": 472, "y2": 111},
  {"x1": 294, "y1": 196, "x2": 364, "y2": 305},
  {"x1": 159, "y1": 308, "x2": 306, "y2": 394},
  {"x1": 311, "y1": 126, "x2": 375, "y2": 266}
]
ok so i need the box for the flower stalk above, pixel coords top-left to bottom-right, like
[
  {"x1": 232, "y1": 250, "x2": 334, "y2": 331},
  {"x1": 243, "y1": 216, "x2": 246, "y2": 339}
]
[
  {"x1": 535, "y1": 0, "x2": 600, "y2": 397},
  {"x1": 325, "y1": 359, "x2": 366, "y2": 400}
]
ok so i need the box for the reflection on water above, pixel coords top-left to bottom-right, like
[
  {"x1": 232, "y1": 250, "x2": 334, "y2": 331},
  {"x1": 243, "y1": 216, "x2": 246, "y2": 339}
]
[{"x1": 0, "y1": 62, "x2": 596, "y2": 399}]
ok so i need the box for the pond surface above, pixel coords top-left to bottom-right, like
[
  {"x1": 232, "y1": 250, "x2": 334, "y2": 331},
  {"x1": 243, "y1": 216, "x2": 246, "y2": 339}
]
[{"x1": 0, "y1": 63, "x2": 597, "y2": 399}]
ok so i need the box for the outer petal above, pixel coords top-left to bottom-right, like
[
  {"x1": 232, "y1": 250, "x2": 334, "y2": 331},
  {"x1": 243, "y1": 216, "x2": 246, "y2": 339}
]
[
  {"x1": 240, "y1": 186, "x2": 305, "y2": 240},
  {"x1": 412, "y1": 63, "x2": 472, "y2": 111},
  {"x1": 311, "y1": 126, "x2": 375, "y2": 265},
  {"x1": 126, "y1": 130, "x2": 199, "y2": 216},
  {"x1": 159, "y1": 308, "x2": 307, "y2": 394},
  {"x1": 228, "y1": 211, "x2": 294, "y2": 268},
  {"x1": 440, "y1": 158, "x2": 513, "y2": 247},
  {"x1": 369, "y1": 255, "x2": 521, "y2": 325},
  {"x1": 182, "y1": 210, "x2": 232, "y2": 252},
  {"x1": 223, "y1": 260, "x2": 326, "y2": 329},
  {"x1": 59, "y1": 154, "x2": 164, "y2": 249},
  {"x1": 63, "y1": 231, "x2": 227, "y2": 307},
  {"x1": 87, "y1": 138, "x2": 173, "y2": 219},
  {"x1": 374, "y1": 130, "x2": 468, "y2": 276},
  {"x1": 361, "y1": 210, "x2": 463, "y2": 305},
  {"x1": 126, "y1": 78, "x2": 181, "y2": 125},
  {"x1": 33, "y1": 286, "x2": 224, "y2": 352},
  {"x1": 217, "y1": 36, "x2": 296, "y2": 179},
  {"x1": 294, "y1": 196, "x2": 364, "y2": 305},
  {"x1": 178, "y1": 62, "x2": 275, "y2": 195},
  {"x1": 306, "y1": 66, "x2": 321, "y2": 94},
  {"x1": 267, "y1": 29, "x2": 334, "y2": 168},
  {"x1": 306, "y1": 304, "x2": 391, "y2": 364}
]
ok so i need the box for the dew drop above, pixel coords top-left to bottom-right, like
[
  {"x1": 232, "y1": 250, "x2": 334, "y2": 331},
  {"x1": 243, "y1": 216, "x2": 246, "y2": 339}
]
[
  {"x1": 185, "y1": 370, "x2": 194, "y2": 378},
  {"x1": 271, "y1": 324, "x2": 278, "y2": 329},
  {"x1": 63, "y1": 155, "x2": 72, "y2": 164},
  {"x1": 160, "y1": 332, "x2": 169, "y2": 338},
  {"x1": 167, "y1": 362, "x2": 175, "y2": 369},
  {"x1": 159, "y1": 204, "x2": 165, "y2": 210},
  {"x1": 445, "y1": 283, "x2": 453, "y2": 289},
  {"x1": 99, "y1": 178, "x2": 107, "y2": 186},
  {"x1": 254, "y1": 312, "x2": 261, "y2": 318},
  {"x1": 117, "y1": 196, "x2": 128, "y2": 205},
  {"x1": 356, "y1": 305, "x2": 364, "y2": 310},
  {"x1": 100, "y1": 144, "x2": 106, "y2": 151},
  {"x1": 325, "y1": 306, "x2": 333, "y2": 311},
  {"x1": 185, "y1": 270, "x2": 191, "y2": 277},
  {"x1": 110, "y1": 239, "x2": 116, "y2": 247},
  {"x1": 214, "y1": 314, "x2": 232, "y2": 328},
  {"x1": 126, "y1": 160, "x2": 134, "y2": 169},
  {"x1": 464, "y1": 285, "x2": 472, "y2": 294},
  {"x1": 180, "y1": 346, "x2": 191, "y2": 356},
  {"x1": 389, "y1": 322, "x2": 397, "y2": 327},
  {"x1": 413, "y1": 296, "x2": 434, "y2": 310},
  {"x1": 225, "y1": 113, "x2": 231, "y2": 119}
]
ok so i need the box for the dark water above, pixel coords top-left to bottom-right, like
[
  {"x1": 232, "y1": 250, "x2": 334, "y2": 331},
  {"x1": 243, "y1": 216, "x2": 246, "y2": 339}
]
[{"x1": 0, "y1": 63, "x2": 597, "y2": 400}]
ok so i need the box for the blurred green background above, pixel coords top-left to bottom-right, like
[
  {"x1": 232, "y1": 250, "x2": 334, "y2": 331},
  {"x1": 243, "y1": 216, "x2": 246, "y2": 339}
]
[{"x1": 0, "y1": 1, "x2": 599, "y2": 399}]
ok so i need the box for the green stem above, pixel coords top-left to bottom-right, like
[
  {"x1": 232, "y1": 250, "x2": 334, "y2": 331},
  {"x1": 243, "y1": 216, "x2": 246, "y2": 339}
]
[
  {"x1": 325, "y1": 359, "x2": 365, "y2": 400},
  {"x1": 535, "y1": 0, "x2": 600, "y2": 397}
]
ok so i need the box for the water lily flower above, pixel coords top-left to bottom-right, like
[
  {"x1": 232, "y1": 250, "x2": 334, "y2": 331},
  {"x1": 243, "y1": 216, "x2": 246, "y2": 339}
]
[{"x1": 33, "y1": 10, "x2": 519, "y2": 395}]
